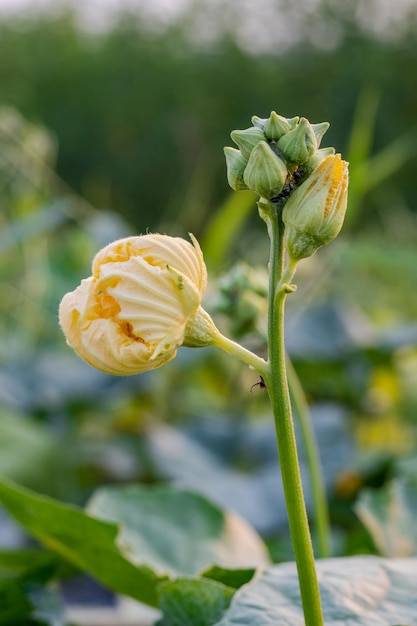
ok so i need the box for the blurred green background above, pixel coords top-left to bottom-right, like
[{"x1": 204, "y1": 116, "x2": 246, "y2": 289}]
[{"x1": 1, "y1": 0, "x2": 417, "y2": 568}]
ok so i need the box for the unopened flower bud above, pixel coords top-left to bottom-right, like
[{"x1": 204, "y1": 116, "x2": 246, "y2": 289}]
[
  {"x1": 243, "y1": 141, "x2": 287, "y2": 199},
  {"x1": 286, "y1": 116, "x2": 300, "y2": 129},
  {"x1": 230, "y1": 127, "x2": 265, "y2": 159},
  {"x1": 277, "y1": 117, "x2": 317, "y2": 164},
  {"x1": 310, "y1": 122, "x2": 330, "y2": 148},
  {"x1": 59, "y1": 233, "x2": 217, "y2": 375},
  {"x1": 224, "y1": 147, "x2": 249, "y2": 191},
  {"x1": 214, "y1": 263, "x2": 268, "y2": 338},
  {"x1": 283, "y1": 154, "x2": 349, "y2": 260},
  {"x1": 251, "y1": 115, "x2": 268, "y2": 130},
  {"x1": 304, "y1": 147, "x2": 335, "y2": 176},
  {"x1": 263, "y1": 111, "x2": 292, "y2": 141}
]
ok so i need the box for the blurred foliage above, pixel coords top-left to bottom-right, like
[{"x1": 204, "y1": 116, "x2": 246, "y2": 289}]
[
  {"x1": 0, "y1": 4, "x2": 416, "y2": 237},
  {"x1": 0, "y1": 1, "x2": 417, "y2": 617}
]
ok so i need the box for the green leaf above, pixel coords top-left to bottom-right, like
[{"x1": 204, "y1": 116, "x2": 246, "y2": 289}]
[
  {"x1": 158, "y1": 578, "x2": 234, "y2": 626},
  {"x1": 0, "y1": 578, "x2": 32, "y2": 625},
  {"x1": 87, "y1": 484, "x2": 270, "y2": 577},
  {"x1": 214, "y1": 556, "x2": 417, "y2": 625},
  {"x1": 0, "y1": 549, "x2": 58, "y2": 583},
  {"x1": 26, "y1": 584, "x2": 65, "y2": 626},
  {"x1": 355, "y1": 479, "x2": 417, "y2": 557},
  {"x1": 0, "y1": 478, "x2": 163, "y2": 606},
  {"x1": 0, "y1": 549, "x2": 65, "y2": 626},
  {"x1": 202, "y1": 565, "x2": 255, "y2": 590}
]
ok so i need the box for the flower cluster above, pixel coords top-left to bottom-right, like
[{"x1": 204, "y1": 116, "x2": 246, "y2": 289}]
[
  {"x1": 224, "y1": 111, "x2": 348, "y2": 260},
  {"x1": 224, "y1": 111, "x2": 331, "y2": 201}
]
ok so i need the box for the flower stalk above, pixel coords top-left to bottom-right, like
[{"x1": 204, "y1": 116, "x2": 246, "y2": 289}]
[{"x1": 263, "y1": 203, "x2": 324, "y2": 626}]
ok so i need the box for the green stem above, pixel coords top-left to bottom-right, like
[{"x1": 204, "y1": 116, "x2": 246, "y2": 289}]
[
  {"x1": 212, "y1": 331, "x2": 269, "y2": 377},
  {"x1": 264, "y1": 205, "x2": 324, "y2": 626},
  {"x1": 287, "y1": 356, "x2": 332, "y2": 558}
]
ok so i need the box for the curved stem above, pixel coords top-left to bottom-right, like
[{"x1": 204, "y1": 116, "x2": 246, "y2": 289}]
[
  {"x1": 212, "y1": 331, "x2": 269, "y2": 378},
  {"x1": 287, "y1": 356, "x2": 332, "y2": 558},
  {"x1": 264, "y1": 205, "x2": 324, "y2": 626}
]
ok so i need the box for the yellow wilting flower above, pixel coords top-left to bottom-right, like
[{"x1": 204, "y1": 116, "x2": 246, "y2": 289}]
[
  {"x1": 282, "y1": 153, "x2": 349, "y2": 260},
  {"x1": 59, "y1": 233, "x2": 216, "y2": 375}
]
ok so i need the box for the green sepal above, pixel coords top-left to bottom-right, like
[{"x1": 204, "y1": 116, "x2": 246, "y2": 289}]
[
  {"x1": 230, "y1": 127, "x2": 265, "y2": 159},
  {"x1": 223, "y1": 146, "x2": 249, "y2": 191}
]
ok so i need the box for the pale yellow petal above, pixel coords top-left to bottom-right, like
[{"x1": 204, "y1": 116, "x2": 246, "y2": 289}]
[{"x1": 60, "y1": 233, "x2": 209, "y2": 376}]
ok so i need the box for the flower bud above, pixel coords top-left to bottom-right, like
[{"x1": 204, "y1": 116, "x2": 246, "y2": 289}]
[
  {"x1": 59, "y1": 234, "x2": 214, "y2": 375},
  {"x1": 243, "y1": 141, "x2": 287, "y2": 199},
  {"x1": 303, "y1": 147, "x2": 335, "y2": 176},
  {"x1": 251, "y1": 115, "x2": 268, "y2": 130},
  {"x1": 277, "y1": 117, "x2": 317, "y2": 164},
  {"x1": 311, "y1": 121, "x2": 330, "y2": 148},
  {"x1": 286, "y1": 116, "x2": 300, "y2": 129},
  {"x1": 283, "y1": 154, "x2": 349, "y2": 260},
  {"x1": 223, "y1": 146, "x2": 249, "y2": 191},
  {"x1": 214, "y1": 263, "x2": 268, "y2": 338},
  {"x1": 230, "y1": 127, "x2": 265, "y2": 159},
  {"x1": 263, "y1": 111, "x2": 291, "y2": 141}
]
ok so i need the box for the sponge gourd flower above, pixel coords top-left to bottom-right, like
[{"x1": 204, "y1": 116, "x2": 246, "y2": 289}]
[
  {"x1": 59, "y1": 233, "x2": 215, "y2": 375},
  {"x1": 283, "y1": 154, "x2": 349, "y2": 260}
]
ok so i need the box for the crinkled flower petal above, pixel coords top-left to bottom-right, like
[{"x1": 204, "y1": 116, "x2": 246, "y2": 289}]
[{"x1": 59, "y1": 234, "x2": 208, "y2": 375}]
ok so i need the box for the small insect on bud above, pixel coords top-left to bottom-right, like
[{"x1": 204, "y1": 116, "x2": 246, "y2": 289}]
[
  {"x1": 223, "y1": 147, "x2": 249, "y2": 191},
  {"x1": 251, "y1": 376, "x2": 266, "y2": 392},
  {"x1": 283, "y1": 154, "x2": 349, "y2": 260},
  {"x1": 243, "y1": 141, "x2": 288, "y2": 199},
  {"x1": 277, "y1": 117, "x2": 318, "y2": 165},
  {"x1": 230, "y1": 127, "x2": 266, "y2": 160},
  {"x1": 263, "y1": 111, "x2": 292, "y2": 141}
]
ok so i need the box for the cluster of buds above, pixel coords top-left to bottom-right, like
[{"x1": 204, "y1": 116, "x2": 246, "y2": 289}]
[
  {"x1": 224, "y1": 111, "x2": 349, "y2": 260},
  {"x1": 213, "y1": 263, "x2": 268, "y2": 339}
]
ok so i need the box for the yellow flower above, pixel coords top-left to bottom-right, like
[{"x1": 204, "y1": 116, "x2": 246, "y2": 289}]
[
  {"x1": 283, "y1": 153, "x2": 349, "y2": 260},
  {"x1": 59, "y1": 233, "x2": 212, "y2": 375}
]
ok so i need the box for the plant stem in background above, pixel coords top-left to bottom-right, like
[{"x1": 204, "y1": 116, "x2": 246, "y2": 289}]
[
  {"x1": 287, "y1": 356, "x2": 332, "y2": 558},
  {"x1": 264, "y1": 204, "x2": 324, "y2": 626}
]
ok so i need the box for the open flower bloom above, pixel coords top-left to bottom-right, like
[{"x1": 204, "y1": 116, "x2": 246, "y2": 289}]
[{"x1": 59, "y1": 234, "x2": 212, "y2": 375}]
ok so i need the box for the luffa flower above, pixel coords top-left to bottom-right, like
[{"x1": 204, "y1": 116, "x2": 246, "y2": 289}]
[
  {"x1": 282, "y1": 153, "x2": 349, "y2": 260},
  {"x1": 59, "y1": 233, "x2": 214, "y2": 375}
]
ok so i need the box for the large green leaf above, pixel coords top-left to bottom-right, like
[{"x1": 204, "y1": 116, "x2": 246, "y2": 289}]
[
  {"x1": 0, "y1": 478, "x2": 163, "y2": 606},
  {"x1": 87, "y1": 485, "x2": 270, "y2": 577},
  {"x1": 214, "y1": 556, "x2": 417, "y2": 625},
  {"x1": 355, "y1": 479, "x2": 417, "y2": 557}
]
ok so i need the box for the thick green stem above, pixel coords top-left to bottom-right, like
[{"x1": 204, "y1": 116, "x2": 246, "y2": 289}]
[
  {"x1": 264, "y1": 206, "x2": 324, "y2": 626},
  {"x1": 211, "y1": 201, "x2": 324, "y2": 623},
  {"x1": 287, "y1": 356, "x2": 332, "y2": 558}
]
